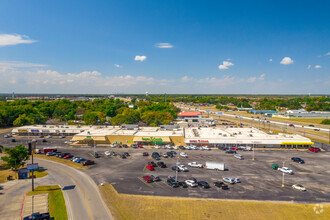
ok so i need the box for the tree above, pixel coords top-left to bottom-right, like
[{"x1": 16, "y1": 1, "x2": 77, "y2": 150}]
[
  {"x1": 0, "y1": 145, "x2": 3, "y2": 153},
  {"x1": 13, "y1": 114, "x2": 35, "y2": 126},
  {"x1": 2, "y1": 145, "x2": 29, "y2": 170}
]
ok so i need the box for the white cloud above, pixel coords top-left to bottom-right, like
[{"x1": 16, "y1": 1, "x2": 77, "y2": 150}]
[
  {"x1": 114, "y1": 64, "x2": 121, "y2": 68},
  {"x1": 325, "y1": 52, "x2": 330, "y2": 56},
  {"x1": 315, "y1": 65, "x2": 322, "y2": 69},
  {"x1": 181, "y1": 76, "x2": 192, "y2": 82},
  {"x1": 307, "y1": 65, "x2": 311, "y2": 70},
  {"x1": 269, "y1": 59, "x2": 273, "y2": 62},
  {"x1": 0, "y1": 61, "x2": 47, "y2": 72},
  {"x1": 280, "y1": 57, "x2": 294, "y2": 65},
  {"x1": 258, "y1": 74, "x2": 265, "y2": 81},
  {"x1": 247, "y1": 74, "x2": 265, "y2": 83},
  {"x1": 134, "y1": 55, "x2": 147, "y2": 62},
  {"x1": 156, "y1": 43, "x2": 174, "y2": 48},
  {"x1": 218, "y1": 60, "x2": 234, "y2": 70},
  {"x1": 0, "y1": 34, "x2": 36, "y2": 46}
]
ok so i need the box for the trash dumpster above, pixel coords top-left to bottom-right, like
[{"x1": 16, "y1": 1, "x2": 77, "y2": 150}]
[
  {"x1": 18, "y1": 168, "x2": 29, "y2": 179},
  {"x1": 272, "y1": 164, "x2": 279, "y2": 170}
]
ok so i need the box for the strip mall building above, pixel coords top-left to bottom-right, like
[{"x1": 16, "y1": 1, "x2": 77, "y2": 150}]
[{"x1": 12, "y1": 125, "x2": 313, "y2": 148}]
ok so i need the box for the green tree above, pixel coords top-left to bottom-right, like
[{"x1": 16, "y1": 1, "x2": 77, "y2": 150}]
[
  {"x1": 13, "y1": 114, "x2": 35, "y2": 126},
  {"x1": 0, "y1": 145, "x2": 3, "y2": 153},
  {"x1": 2, "y1": 145, "x2": 29, "y2": 170},
  {"x1": 321, "y1": 119, "x2": 330, "y2": 125}
]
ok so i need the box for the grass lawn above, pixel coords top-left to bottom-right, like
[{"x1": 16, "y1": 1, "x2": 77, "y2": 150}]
[
  {"x1": 0, "y1": 160, "x2": 48, "y2": 183},
  {"x1": 34, "y1": 154, "x2": 87, "y2": 169},
  {"x1": 27, "y1": 185, "x2": 68, "y2": 220},
  {"x1": 99, "y1": 183, "x2": 330, "y2": 220}
]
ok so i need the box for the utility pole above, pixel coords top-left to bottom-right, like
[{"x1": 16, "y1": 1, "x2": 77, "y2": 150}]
[
  {"x1": 31, "y1": 141, "x2": 36, "y2": 191},
  {"x1": 252, "y1": 144, "x2": 255, "y2": 160},
  {"x1": 282, "y1": 161, "x2": 285, "y2": 187}
]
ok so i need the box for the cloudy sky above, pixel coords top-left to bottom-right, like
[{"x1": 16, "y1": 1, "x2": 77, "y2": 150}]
[{"x1": 0, "y1": 0, "x2": 329, "y2": 94}]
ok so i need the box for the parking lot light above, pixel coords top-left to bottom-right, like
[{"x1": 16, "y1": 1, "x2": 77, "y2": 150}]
[{"x1": 282, "y1": 161, "x2": 285, "y2": 187}]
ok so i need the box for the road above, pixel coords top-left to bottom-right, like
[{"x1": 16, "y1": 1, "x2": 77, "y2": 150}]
[
  {"x1": 36, "y1": 158, "x2": 113, "y2": 220},
  {"x1": 0, "y1": 158, "x2": 112, "y2": 220}
]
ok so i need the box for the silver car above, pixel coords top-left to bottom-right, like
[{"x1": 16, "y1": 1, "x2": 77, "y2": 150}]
[
  {"x1": 234, "y1": 154, "x2": 244, "y2": 160},
  {"x1": 223, "y1": 177, "x2": 235, "y2": 184}
]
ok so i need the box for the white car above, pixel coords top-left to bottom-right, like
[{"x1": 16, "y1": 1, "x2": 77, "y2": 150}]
[
  {"x1": 292, "y1": 184, "x2": 306, "y2": 191},
  {"x1": 223, "y1": 177, "x2": 235, "y2": 184},
  {"x1": 72, "y1": 157, "x2": 80, "y2": 162},
  {"x1": 46, "y1": 135, "x2": 52, "y2": 138},
  {"x1": 180, "y1": 152, "x2": 188, "y2": 158},
  {"x1": 178, "y1": 165, "x2": 189, "y2": 172},
  {"x1": 185, "y1": 180, "x2": 197, "y2": 187},
  {"x1": 154, "y1": 145, "x2": 161, "y2": 149},
  {"x1": 110, "y1": 144, "x2": 116, "y2": 148},
  {"x1": 202, "y1": 146, "x2": 210, "y2": 151},
  {"x1": 184, "y1": 146, "x2": 190, "y2": 150},
  {"x1": 104, "y1": 151, "x2": 111, "y2": 156},
  {"x1": 188, "y1": 162, "x2": 203, "y2": 168},
  {"x1": 278, "y1": 167, "x2": 293, "y2": 175},
  {"x1": 173, "y1": 146, "x2": 179, "y2": 150},
  {"x1": 234, "y1": 154, "x2": 244, "y2": 160},
  {"x1": 233, "y1": 178, "x2": 241, "y2": 183}
]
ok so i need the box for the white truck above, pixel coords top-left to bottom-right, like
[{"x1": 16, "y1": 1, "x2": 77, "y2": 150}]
[
  {"x1": 205, "y1": 161, "x2": 225, "y2": 171},
  {"x1": 188, "y1": 162, "x2": 203, "y2": 168}
]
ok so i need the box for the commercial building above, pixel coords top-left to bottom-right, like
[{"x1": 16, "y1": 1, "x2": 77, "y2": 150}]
[
  {"x1": 177, "y1": 111, "x2": 215, "y2": 126},
  {"x1": 12, "y1": 125, "x2": 313, "y2": 148}
]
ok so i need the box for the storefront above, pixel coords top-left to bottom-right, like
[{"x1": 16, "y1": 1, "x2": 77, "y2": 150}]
[{"x1": 133, "y1": 136, "x2": 171, "y2": 145}]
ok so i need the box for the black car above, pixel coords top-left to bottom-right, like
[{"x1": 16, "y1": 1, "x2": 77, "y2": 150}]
[
  {"x1": 123, "y1": 144, "x2": 128, "y2": 148},
  {"x1": 167, "y1": 178, "x2": 179, "y2": 188},
  {"x1": 170, "y1": 151, "x2": 177, "y2": 156},
  {"x1": 178, "y1": 146, "x2": 185, "y2": 150},
  {"x1": 23, "y1": 212, "x2": 50, "y2": 220},
  {"x1": 198, "y1": 181, "x2": 210, "y2": 188},
  {"x1": 172, "y1": 166, "x2": 180, "y2": 171},
  {"x1": 93, "y1": 152, "x2": 100, "y2": 158},
  {"x1": 111, "y1": 151, "x2": 117, "y2": 156},
  {"x1": 178, "y1": 181, "x2": 188, "y2": 188},
  {"x1": 167, "y1": 152, "x2": 173, "y2": 157},
  {"x1": 123, "y1": 152, "x2": 130, "y2": 157},
  {"x1": 11, "y1": 138, "x2": 16, "y2": 142},
  {"x1": 83, "y1": 160, "x2": 95, "y2": 166},
  {"x1": 42, "y1": 139, "x2": 47, "y2": 143},
  {"x1": 58, "y1": 153, "x2": 70, "y2": 158},
  {"x1": 225, "y1": 150, "x2": 236, "y2": 154},
  {"x1": 291, "y1": 157, "x2": 304, "y2": 164},
  {"x1": 157, "y1": 161, "x2": 167, "y2": 168},
  {"x1": 152, "y1": 152, "x2": 160, "y2": 158},
  {"x1": 213, "y1": 181, "x2": 229, "y2": 190},
  {"x1": 148, "y1": 161, "x2": 157, "y2": 167},
  {"x1": 120, "y1": 154, "x2": 126, "y2": 159}
]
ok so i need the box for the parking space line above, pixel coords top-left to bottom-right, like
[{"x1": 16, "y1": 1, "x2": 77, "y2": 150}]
[{"x1": 137, "y1": 177, "x2": 154, "y2": 188}]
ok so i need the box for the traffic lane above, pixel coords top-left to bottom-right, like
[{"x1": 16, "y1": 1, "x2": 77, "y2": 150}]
[
  {"x1": 36, "y1": 158, "x2": 112, "y2": 220},
  {"x1": 36, "y1": 159, "x2": 89, "y2": 220}
]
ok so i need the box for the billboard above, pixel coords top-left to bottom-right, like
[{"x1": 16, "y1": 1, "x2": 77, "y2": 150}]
[{"x1": 27, "y1": 163, "x2": 39, "y2": 170}]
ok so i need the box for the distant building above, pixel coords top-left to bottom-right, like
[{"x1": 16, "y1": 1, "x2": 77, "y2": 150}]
[
  {"x1": 249, "y1": 110, "x2": 279, "y2": 114},
  {"x1": 177, "y1": 112, "x2": 202, "y2": 119}
]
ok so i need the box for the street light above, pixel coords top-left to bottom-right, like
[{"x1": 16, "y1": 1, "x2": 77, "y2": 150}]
[
  {"x1": 252, "y1": 144, "x2": 255, "y2": 160},
  {"x1": 282, "y1": 161, "x2": 285, "y2": 187}
]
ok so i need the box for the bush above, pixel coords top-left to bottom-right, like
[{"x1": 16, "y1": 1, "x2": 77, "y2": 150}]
[{"x1": 321, "y1": 119, "x2": 330, "y2": 125}]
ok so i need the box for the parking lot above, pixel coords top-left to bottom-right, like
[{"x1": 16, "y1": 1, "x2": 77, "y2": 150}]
[{"x1": 2, "y1": 135, "x2": 330, "y2": 203}]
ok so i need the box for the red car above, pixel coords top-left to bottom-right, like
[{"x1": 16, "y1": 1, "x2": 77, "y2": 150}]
[
  {"x1": 146, "y1": 165, "x2": 154, "y2": 171},
  {"x1": 143, "y1": 175, "x2": 153, "y2": 183},
  {"x1": 308, "y1": 147, "x2": 320, "y2": 153},
  {"x1": 289, "y1": 124, "x2": 295, "y2": 127},
  {"x1": 138, "y1": 145, "x2": 143, "y2": 148},
  {"x1": 63, "y1": 154, "x2": 73, "y2": 159},
  {"x1": 143, "y1": 152, "x2": 149, "y2": 156},
  {"x1": 231, "y1": 147, "x2": 238, "y2": 150}
]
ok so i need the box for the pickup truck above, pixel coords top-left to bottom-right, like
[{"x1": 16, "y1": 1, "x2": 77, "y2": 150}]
[{"x1": 188, "y1": 162, "x2": 203, "y2": 168}]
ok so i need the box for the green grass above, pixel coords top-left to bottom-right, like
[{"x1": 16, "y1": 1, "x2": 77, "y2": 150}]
[
  {"x1": 99, "y1": 183, "x2": 330, "y2": 220},
  {"x1": 27, "y1": 185, "x2": 68, "y2": 220},
  {"x1": 34, "y1": 154, "x2": 87, "y2": 169}
]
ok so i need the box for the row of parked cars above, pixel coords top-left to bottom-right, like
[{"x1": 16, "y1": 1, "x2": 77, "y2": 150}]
[
  {"x1": 104, "y1": 151, "x2": 130, "y2": 159},
  {"x1": 45, "y1": 151, "x2": 95, "y2": 166},
  {"x1": 154, "y1": 145, "x2": 211, "y2": 151}
]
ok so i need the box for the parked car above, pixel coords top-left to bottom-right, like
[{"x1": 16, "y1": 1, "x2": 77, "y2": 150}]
[
  {"x1": 111, "y1": 151, "x2": 117, "y2": 156},
  {"x1": 152, "y1": 152, "x2": 160, "y2": 159},
  {"x1": 76, "y1": 158, "x2": 86, "y2": 163},
  {"x1": 71, "y1": 157, "x2": 80, "y2": 162},
  {"x1": 83, "y1": 160, "x2": 95, "y2": 166},
  {"x1": 202, "y1": 146, "x2": 210, "y2": 151},
  {"x1": 188, "y1": 162, "x2": 203, "y2": 168},
  {"x1": 178, "y1": 165, "x2": 189, "y2": 172},
  {"x1": 150, "y1": 175, "x2": 161, "y2": 182},
  {"x1": 223, "y1": 177, "x2": 235, "y2": 184},
  {"x1": 46, "y1": 135, "x2": 52, "y2": 138},
  {"x1": 46, "y1": 152, "x2": 56, "y2": 156},
  {"x1": 314, "y1": 128, "x2": 320, "y2": 131},
  {"x1": 167, "y1": 178, "x2": 179, "y2": 188},
  {"x1": 180, "y1": 152, "x2": 188, "y2": 158},
  {"x1": 42, "y1": 139, "x2": 47, "y2": 143},
  {"x1": 120, "y1": 154, "x2": 126, "y2": 159},
  {"x1": 225, "y1": 150, "x2": 236, "y2": 154},
  {"x1": 178, "y1": 181, "x2": 188, "y2": 188},
  {"x1": 291, "y1": 157, "x2": 304, "y2": 164},
  {"x1": 188, "y1": 177, "x2": 197, "y2": 183},
  {"x1": 146, "y1": 165, "x2": 154, "y2": 171},
  {"x1": 11, "y1": 138, "x2": 16, "y2": 142},
  {"x1": 143, "y1": 175, "x2": 153, "y2": 183},
  {"x1": 308, "y1": 124, "x2": 315, "y2": 127},
  {"x1": 123, "y1": 152, "x2": 130, "y2": 157},
  {"x1": 104, "y1": 151, "x2": 111, "y2": 156},
  {"x1": 198, "y1": 181, "x2": 210, "y2": 188},
  {"x1": 157, "y1": 161, "x2": 167, "y2": 168},
  {"x1": 142, "y1": 152, "x2": 149, "y2": 156},
  {"x1": 292, "y1": 184, "x2": 306, "y2": 191},
  {"x1": 308, "y1": 147, "x2": 321, "y2": 153},
  {"x1": 162, "y1": 153, "x2": 168, "y2": 158},
  {"x1": 148, "y1": 161, "x2": 157, "y2": 167},
  {"x1": 63, "y1": 154, "x2": 73, "y2": 159},
  {"x1": 278, "y1": 167, "x2": 293, "y2": 174},
  {"x1": 234, "y1": 154, "x2": 244, "y2": 160},
  {"x1": 23, "y1": 212, "x2": 50, "y2": 220},
  {"x1": 289, "y1": 124, "x2": 294, "y2": 127},
  {"x1": 171, "y1": 166, "x2": 180, "y2": 172},
  {"x1": 233, "y1": 178, "x2": 241, "y2": 183},
  {"x1": 185, "y1": 179, "x2": 198, "y2": 187},
  {"x1": 213, "y1": 181, "x2": 229, "y2": 190}
]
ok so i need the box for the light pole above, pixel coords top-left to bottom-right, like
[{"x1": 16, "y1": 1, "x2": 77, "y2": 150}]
[
  {"x1": 252, "y1": 144, "x2": 255, "y2": 160},
  {"x1": 31, "y1": 140, "x2": 36, "y2": 191},
  {"x1": 282, "y1": 161, "x2": 285, "y2": 187}
]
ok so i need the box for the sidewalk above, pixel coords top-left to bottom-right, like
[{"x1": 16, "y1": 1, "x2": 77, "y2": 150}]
[{"x1": 21, "y1": 193, "x2": 49, "y2": 218}]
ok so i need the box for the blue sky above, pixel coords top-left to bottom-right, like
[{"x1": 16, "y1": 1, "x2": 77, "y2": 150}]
[{"x1": 0, "y1": 0, "x2": 329, "y2": 94}]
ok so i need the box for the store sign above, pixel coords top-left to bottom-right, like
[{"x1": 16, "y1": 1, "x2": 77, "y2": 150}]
[
  {"x1": 31, "y1": 130, "x2": 39, "y2": 133},
  {"x1": 189, "y1": 140, "x2": 197, "y2": 143},
  {"x1": 87, "y1": 136, "x2": 92, "y2": 139},
  {"x1": 142, "y1": 137, "x2": 163, "y2": 142},
  {"x1": 126, "y1": 140, "x2": 134, "y2": 143},
  {"x1": 42, "y1": 130, "x2": 50, "y2": 132},
  {"x1": 216, "y1": 112, "x2": 224, "y2": 116},
  {"x1": 198, "y1": 140, "x2": 209, "y2": 143},
  {"x1": 18, "y1": 129, "x2": 27, "y2": 132},
  {"x1": 27, "y1": 163, "x2": 39, "y2": 170}
]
